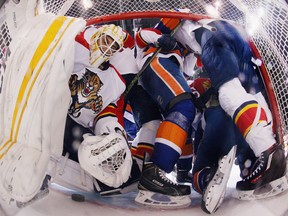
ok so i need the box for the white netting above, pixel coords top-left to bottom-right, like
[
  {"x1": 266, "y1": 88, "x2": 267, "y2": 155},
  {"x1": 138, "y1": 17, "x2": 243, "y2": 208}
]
[
  {"x1": 91, "y1": 136, "x2": 127, "y2": 174},
  {"x1": 0, "y1": 0, "x2": 288, "y2": 146}
]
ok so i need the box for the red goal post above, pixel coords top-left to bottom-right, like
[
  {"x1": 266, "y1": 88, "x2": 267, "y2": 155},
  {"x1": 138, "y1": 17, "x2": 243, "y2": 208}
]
[{"x1": 86, "y1": 11, "x2": 211, "y2": 25}]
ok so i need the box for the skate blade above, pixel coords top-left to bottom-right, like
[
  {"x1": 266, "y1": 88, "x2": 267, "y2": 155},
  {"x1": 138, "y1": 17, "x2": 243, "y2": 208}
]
[
  {"x1": 202, "y1": 145, "x2": 237, "y2": 214},
  {"x1": 234, "y1": 175, "x2": 288, "y2": 200},
  {"x1": 135, "y1": 190, "x2": 191, "y2": 209}
]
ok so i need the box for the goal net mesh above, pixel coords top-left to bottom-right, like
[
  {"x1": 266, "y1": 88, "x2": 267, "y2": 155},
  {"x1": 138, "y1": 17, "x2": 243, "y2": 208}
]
[{"x1": 1, "y1": 0, "x2": 288, "y2": 147}]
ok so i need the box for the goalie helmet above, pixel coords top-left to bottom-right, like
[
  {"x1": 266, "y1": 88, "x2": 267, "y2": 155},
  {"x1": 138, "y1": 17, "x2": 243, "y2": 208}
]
[{"x1": 89, "y1": 24, "x2": 124, "y2": 68}]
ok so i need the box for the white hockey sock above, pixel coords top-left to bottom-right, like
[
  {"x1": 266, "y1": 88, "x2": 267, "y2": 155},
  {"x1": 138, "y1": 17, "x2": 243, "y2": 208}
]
[{"x1": 218, "y1": 78, "x2": 275, "y2": 156}]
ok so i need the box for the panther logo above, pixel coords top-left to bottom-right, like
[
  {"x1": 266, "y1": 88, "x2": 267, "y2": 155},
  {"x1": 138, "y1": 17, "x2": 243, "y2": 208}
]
[{"x1": 68, "y1": 68, "x2": 103, "y2": 118}]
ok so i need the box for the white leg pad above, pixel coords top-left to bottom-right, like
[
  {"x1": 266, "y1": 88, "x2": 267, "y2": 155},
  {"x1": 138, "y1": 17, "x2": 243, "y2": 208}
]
[{"x1": 0, "y1": 14, "x2": 86, "y2": 202}]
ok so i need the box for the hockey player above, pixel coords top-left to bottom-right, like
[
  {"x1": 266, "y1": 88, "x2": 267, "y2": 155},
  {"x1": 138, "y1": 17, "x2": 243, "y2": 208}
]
[
  {"x1": 133, "y1": 19, "x2": 196, "y2": 208},
  {"x1": 58, "y1": 23, "x2": 162, "y2": 196},
  {"x1": 60, "y1": 23, "x2": 133, "y2": 189},
  {"x1": 159, "y1": 15, "x2": 287, "y2": 205},
  {"x1": 93, "y1": 28, "x2": 163, "y2": 196},
  {"x1": 189, "y1": 77, "x2": 257, "y2": 213}
]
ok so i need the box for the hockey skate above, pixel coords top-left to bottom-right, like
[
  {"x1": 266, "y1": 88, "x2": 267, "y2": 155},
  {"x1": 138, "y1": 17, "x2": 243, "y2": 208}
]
[
  {"x1": 235, "y1": 143, "x2": 288, "y2": 200},
  {"x1": 135, "y1": 162, "x2": 191, "y2": 209},
  {"x1": 201, "y1": 145, "x2": 237, "y2": 214},
  {"x1": 176, "y1": 169, "x2": 192, "y2": 184}
]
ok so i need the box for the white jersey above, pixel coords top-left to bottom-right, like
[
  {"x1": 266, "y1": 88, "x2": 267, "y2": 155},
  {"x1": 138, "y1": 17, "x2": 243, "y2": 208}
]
[
  {"x1": 68, "y1": 27, "x2": 126, "y2": 129},
  {"x1": 135, "y1": 28, "x2": 185, "y2": 70},
  {"x1": 110, "y1": 47, "x2": 138, "y2": 75},
  {"x1": 174, "y1": 19, "x2": 218, "y2": 55}
]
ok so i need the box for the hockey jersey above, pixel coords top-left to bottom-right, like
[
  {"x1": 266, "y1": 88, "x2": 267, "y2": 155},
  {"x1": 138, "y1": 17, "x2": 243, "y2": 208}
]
[{"x1": 68, "y1": 26, "x2": 131, "y2": 131}]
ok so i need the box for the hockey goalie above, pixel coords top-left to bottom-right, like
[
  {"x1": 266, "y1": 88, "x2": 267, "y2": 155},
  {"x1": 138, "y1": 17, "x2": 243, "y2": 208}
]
[{"x1": 0, "y1": 10, "x2": 135, "y2": 206}]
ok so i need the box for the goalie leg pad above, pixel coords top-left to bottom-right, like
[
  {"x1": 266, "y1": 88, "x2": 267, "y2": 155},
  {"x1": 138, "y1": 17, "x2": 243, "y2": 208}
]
[
  {"x1": 78, "y1": 133, "x2": 132, "y2": 188},
  {"x1": 0, "y1": 142, "x2": 50, "y2": 203}
]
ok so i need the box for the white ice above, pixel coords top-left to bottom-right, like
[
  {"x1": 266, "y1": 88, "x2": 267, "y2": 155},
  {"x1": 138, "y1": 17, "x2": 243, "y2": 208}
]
[{"x1": 1, "y1": 165, "x2": 287, "y2": 216}]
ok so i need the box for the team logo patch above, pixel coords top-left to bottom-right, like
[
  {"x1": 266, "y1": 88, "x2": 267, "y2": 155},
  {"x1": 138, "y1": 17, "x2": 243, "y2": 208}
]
[{"x1": 68, "y1": 68, "x2": 103, "y2": 118}]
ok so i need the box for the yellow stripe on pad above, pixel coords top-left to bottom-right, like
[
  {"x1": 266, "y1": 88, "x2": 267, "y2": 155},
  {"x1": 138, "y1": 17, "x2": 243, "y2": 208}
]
[{"x1": 0, "y1": 16, "x2": 75, "y2": 159}]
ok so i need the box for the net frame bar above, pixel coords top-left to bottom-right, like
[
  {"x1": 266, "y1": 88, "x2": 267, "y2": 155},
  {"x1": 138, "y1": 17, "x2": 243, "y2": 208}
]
[
  {"x1": 86, "y1": 11, "x2": 211, "y2": 25},
  {"x1": 87, "y1": 11, "x2": 283, "y2": 145}
]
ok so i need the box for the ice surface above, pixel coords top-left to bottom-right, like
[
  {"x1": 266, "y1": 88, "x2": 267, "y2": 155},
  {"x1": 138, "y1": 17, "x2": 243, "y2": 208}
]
[{"x1": 1, "y1": 165, "x2": 287, "y2": 216}]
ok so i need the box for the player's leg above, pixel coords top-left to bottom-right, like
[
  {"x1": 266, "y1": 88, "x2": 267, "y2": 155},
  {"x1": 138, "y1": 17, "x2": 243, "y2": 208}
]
[
  {"x1": 191, "y1": 106, "x2": 237, "y2": 214},
  {"x1": 92, "y1": 81, "x2": 163, "y2": 196},
  {"x1": 135, "y1": 57, "x2": 195, "y2": 208},
  {"x1": 127, "y1": 84, "x2": 162, "y2": 164},
  {"x1": 175, "y1": 135, "x2": 193, "y2": 184},
  {"x1": 201, "y1": 22, "x2": 287, "y2": 199}
]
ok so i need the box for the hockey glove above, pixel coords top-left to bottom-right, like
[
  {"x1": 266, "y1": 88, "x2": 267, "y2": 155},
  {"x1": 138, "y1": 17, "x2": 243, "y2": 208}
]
[{"x1": 155, "y1": 34, "x2": 177, "y2": 51}]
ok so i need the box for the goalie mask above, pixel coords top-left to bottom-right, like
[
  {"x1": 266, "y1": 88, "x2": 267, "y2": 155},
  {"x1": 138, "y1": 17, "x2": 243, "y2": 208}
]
[{"x1": 89, "y1": 24, "x2": 124, "y2": 68}]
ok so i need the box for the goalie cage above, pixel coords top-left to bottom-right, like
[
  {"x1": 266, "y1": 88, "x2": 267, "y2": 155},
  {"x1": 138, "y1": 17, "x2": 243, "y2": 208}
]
[{"x1": 0, "y1": 0, "x2": 287, "y2": 164}]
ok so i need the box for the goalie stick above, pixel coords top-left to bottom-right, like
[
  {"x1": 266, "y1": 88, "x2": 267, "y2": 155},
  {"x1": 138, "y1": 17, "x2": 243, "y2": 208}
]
[{"x1": 124, "y1": 20, "x2": 183, "y2": 97}]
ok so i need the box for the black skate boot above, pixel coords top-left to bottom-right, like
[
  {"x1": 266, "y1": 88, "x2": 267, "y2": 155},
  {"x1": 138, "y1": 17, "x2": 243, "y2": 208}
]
[
  {"x1": 135, "y1": 162, "x2": 191, "y2": 208},
  {"x1": 176, "y1": 169, "x2": 192, "y2": 184},
  {"x1": 236, "y1": 143, "x2": 288, "y2": 200}
]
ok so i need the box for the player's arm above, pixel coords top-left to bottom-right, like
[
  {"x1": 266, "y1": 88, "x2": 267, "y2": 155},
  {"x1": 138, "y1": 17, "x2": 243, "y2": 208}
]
[
  {"x1": 136, "y1": 27, "x2": 177, "y2": 52},
  {"x1": 93, "y1": 101, "x2": 125, "y2": 136},
  {"x1": 154, "y1": 18, "x2": 182, "y2": 34},
  {"x1": 135, "y1": 28, "x2": 162, "y2": 48},
  {"x1": 123, "y1": 30, "x2": 135, "y2": 49}
]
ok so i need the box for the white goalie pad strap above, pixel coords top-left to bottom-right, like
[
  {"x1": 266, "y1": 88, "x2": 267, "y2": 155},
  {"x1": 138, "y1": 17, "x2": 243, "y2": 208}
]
[
  {"x1": 48, "y1": 154, "x2": 94, "y2": 193},
  {"x1": 78, "y1": 133, "x2": 132, "y2": 188}
]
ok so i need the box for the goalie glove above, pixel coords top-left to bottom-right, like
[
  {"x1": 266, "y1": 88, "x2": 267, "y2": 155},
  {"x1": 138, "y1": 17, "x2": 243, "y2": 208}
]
[{"x1": 78, "y1": 132, "x2": 132, "y2": 188}]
